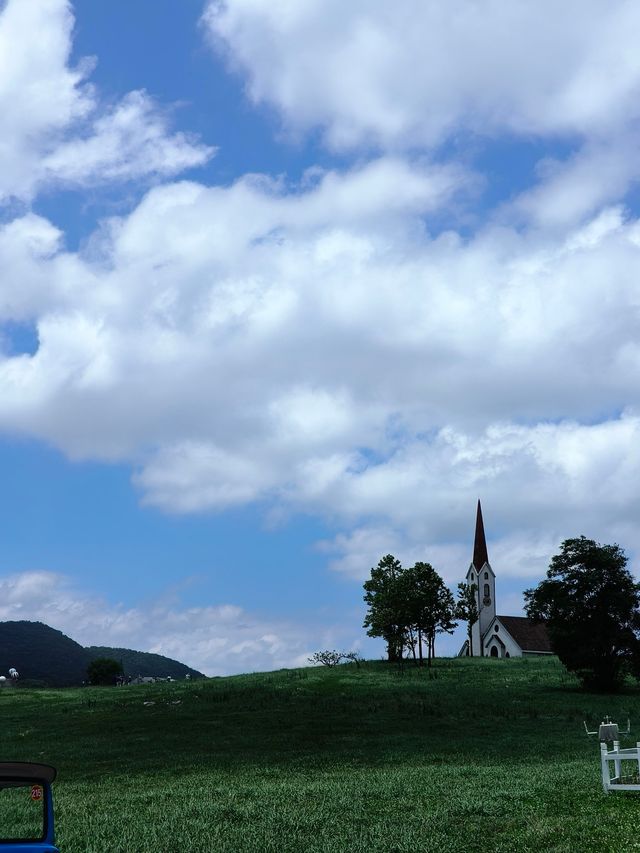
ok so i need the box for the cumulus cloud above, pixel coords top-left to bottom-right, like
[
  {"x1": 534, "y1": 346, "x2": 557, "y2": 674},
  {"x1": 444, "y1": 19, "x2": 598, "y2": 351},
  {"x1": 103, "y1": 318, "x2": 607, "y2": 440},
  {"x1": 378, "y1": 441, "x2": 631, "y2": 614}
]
[
  {"x1": 0, "y1": 168, "x2": 638, "y2": 537},
  {"x1": 0, "y1": 570, "x2": 365, "y2": 675},
  {"x1": 205, "y1": 1, "x2": 640, "y2": 231},
  {"x1": 0, "y1": 0, "x2": 212, "y2": 202},
  {"x1": 317, "y1": 414, "x2": 640, "y2": 580},
  {"x1": 1, "y1": 0, "x2": 640, "y2": 616},
  {"x1": 0, "y1": 160, "x2": 637, "y2": 589},
  {"x1": 204, "y1": 0, "x2": 640, "y2": 150}
]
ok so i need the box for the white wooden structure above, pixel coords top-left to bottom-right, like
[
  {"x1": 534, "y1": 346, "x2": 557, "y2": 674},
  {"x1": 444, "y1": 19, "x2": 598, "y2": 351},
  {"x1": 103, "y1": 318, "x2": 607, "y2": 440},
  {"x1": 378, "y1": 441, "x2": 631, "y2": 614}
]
[{"x1": 600, "y1": 741, "x2": 640, "y2": 793}]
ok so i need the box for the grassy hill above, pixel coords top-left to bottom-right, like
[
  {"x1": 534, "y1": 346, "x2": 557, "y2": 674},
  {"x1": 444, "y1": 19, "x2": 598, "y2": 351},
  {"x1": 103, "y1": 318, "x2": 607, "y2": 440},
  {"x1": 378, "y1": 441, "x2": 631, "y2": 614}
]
[
  {"x1": 4, "y1": 656, "x2": 640, "y2": 851},
  {"x1": 0, "y1": 621, "x2": 202, "y2": 685}
]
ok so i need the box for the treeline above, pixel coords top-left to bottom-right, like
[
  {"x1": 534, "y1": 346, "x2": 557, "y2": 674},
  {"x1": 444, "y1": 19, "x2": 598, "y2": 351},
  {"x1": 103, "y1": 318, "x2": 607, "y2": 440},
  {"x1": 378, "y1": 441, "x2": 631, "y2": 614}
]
[{"x1": 363, "y1": 555, "x2": 473, "y2": 666}]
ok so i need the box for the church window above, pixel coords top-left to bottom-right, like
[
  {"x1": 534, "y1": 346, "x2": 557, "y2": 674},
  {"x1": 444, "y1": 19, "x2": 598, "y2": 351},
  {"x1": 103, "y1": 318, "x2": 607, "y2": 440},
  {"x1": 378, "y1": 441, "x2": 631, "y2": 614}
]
[
  {"x1": 494, "y1": 624, "x2": 499, "y2": 632},
  {"x1": 484, "y1": 572, "x2": 488, "y2": 579},
  {"x1": 484, "y1": 584, "x2": 490, "y2": 598},
  {"x1": 505, "y1": 652, "x2": 510, "y2": 658},
  {"x1": 471, "y1": 573, "x2": 475, "y2": 582},
  {"x1": 490, "y1": 647, "x2": 499, "y2": 657}
]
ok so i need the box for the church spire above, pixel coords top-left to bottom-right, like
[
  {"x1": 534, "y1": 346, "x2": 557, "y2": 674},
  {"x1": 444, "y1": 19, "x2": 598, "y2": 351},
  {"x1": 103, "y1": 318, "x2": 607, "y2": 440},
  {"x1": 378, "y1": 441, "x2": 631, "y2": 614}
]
[{"x1": 472, "y1": 499, "x2": 489, "y2": 570}]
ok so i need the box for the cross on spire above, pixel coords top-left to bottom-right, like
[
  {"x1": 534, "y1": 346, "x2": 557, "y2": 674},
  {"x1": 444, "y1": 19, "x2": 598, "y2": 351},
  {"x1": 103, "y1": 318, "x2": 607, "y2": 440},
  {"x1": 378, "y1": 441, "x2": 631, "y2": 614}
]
[{"x1": 473, "y1": 499, "x2": 489, "y2": 570}]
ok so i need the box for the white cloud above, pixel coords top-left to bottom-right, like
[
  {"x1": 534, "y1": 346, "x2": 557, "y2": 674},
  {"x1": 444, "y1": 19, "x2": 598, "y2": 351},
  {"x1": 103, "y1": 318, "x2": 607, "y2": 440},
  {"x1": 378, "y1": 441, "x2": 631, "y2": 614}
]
[
  {"x1": 507, "y1": 140, "x2": 640, "y2": 230},
  {"x1": 0, "y1": 570, "x2": 363, "y2": 676},
  {"x1": 40, "y1": 90, "x2": 214, "y2": 189},
  {"x1": 316, "y1": 414, "x2": 640, "y2": 586},
  {"x1": 0, "y1": 166, "x2": 638, "y2": 558},
  {"x1": 205, "y1": 1, "x2": 640, "y2": 231},
  {"x1": 0, "y1": 0, "x2": 212, "y2": 202},
  {"x1": 1, "y1": 0, "x2": 640, "y2": 602},
  {"x1": 204, "y1": 0, "x2": 640, "y2": 150}
]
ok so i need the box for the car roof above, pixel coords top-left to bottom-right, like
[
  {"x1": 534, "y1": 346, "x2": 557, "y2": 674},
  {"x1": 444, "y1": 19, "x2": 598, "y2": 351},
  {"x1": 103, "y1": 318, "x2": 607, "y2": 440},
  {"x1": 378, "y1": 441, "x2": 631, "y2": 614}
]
[{"x1": 0, "y1": 763, "x2": 56, "y2": 783}]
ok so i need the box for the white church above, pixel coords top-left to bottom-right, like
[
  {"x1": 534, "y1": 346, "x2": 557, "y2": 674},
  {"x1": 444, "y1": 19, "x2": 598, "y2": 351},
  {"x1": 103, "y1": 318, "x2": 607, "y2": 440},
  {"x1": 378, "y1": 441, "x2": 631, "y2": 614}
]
[{"x1": 458, "y1": 501, "x2": 552, "y2": 658}]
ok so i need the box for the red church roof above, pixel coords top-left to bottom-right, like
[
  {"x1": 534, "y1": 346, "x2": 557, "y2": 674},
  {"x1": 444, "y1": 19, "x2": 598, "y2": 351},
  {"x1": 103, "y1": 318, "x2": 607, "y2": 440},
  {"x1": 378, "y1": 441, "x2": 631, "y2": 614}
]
[{"x1": 472, "y1": 499, "x2": 489, "y2": 570}]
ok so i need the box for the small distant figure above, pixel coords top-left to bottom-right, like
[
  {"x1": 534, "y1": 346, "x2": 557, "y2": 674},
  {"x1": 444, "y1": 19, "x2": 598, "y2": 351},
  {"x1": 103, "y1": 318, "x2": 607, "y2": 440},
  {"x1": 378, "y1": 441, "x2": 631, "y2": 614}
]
[{"x1": 8, "y1": 668, "x2": 18, "y2": 681}]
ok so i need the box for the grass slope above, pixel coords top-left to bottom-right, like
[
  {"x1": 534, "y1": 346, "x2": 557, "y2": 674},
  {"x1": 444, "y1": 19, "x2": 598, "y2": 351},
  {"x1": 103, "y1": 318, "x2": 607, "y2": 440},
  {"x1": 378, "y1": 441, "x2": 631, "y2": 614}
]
[{"x1": 4, "y1": 657, "x2": 640, "y2": 852}]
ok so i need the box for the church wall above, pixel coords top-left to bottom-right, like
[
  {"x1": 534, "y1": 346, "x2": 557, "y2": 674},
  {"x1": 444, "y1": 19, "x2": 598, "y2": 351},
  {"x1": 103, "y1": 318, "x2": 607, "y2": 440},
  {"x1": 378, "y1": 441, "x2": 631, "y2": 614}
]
[{"x1": 483, "y1": 618, "x2": 523, "y2": 658}]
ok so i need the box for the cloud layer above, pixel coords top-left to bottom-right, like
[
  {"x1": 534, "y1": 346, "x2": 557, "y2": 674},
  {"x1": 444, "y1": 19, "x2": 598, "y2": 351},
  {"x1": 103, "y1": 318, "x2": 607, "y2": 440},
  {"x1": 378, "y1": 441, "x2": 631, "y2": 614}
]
[
  {"x1": 205, "y1": 0, "x2": 640, "y2": 149},
  {"x1": 1, "y1": 171, "x2": 639, "y2": 573},
  {"x1": 0, "y1": 570, "x2": 364, "y2": 675},
  {"x1": 0, "y1": 0, "x2": 639, "y2": 627}
]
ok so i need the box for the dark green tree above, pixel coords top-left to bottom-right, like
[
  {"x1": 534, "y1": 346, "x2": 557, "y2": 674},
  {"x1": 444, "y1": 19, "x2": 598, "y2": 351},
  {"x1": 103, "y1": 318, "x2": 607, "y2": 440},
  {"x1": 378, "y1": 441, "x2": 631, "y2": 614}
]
[
  {"x1": 525, "y1": 536, "x2": 640, "y2": 691},
  {"x1": 87, "y1": 657, "x2": 124, "y2": 686},
  {"x1": 456, "y1": 582, "x2": 479, "y2": 657},
  {"x1": 363, "y1": 555, "x2": 407, "y2": 662},
  {"x1": 402, "y1": 563, "x2": 457, "y2": 666}
]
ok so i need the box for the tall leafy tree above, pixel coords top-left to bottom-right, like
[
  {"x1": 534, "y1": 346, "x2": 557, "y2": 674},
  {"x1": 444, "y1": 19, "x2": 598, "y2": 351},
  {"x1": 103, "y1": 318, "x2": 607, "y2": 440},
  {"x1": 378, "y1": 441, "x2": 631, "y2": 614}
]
[
  {"x1": 525, "y1": 536, "x2": 640, "y2": 691},
  {"x1": 363, "y1": 554, "x2": 407, "y2": 661},
  {"x1": 456, "y1": 582, "x2": 479, "y2": 657},
  {"x1": 402, "y1": 562, "x2": 457, "y2": 666},
  {"x1": 87, "y1": 657, "x2": 123, "y2": 686}
]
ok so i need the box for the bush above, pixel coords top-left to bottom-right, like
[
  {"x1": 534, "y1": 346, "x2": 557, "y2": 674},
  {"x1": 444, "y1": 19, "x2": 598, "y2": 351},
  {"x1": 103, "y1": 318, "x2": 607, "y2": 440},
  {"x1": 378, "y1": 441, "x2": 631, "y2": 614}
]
[{"x1": 308, "y1": 650, "x2": 361, "y2": 667}]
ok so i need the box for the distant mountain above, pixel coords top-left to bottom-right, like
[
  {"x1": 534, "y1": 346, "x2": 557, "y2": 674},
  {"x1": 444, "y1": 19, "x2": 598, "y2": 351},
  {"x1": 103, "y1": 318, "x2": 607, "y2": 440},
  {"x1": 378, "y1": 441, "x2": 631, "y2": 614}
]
[
  {"x1": 0, "y1": 621, "x2": 204, "y2": 686},
  {"x1": 0, "y1": 621, "x2": 88, "y2": 686},
  {"x1": 85, "y1": 646, "x2": 203, "y2": 680}
]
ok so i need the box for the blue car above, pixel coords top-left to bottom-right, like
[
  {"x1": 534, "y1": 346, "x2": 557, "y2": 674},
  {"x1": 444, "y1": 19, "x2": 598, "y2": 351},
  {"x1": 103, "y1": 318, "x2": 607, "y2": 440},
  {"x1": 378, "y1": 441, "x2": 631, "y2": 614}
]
[{"x1": 0, "y1": 763, "x2": 58, "y2": 852}]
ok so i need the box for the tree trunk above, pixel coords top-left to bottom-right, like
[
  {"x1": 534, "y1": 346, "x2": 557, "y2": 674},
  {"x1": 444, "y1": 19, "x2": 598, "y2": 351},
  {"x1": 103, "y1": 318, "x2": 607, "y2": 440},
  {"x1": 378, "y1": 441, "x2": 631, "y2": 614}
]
[
  {"x1": 408, "y1": 626, "x2": 417, "y2": 664},
  {"x1": 418, "y1": 627, "x2": 423, "y2": 667},
  {"x1": 386, "y1": 640, "x2": 397, "y2": 662}
]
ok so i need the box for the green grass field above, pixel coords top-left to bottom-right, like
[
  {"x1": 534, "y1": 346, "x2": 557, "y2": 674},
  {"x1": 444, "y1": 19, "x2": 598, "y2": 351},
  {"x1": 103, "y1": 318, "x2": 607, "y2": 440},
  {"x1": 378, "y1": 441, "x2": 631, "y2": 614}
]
[{"x1": 3, "y1": 656, "x2": 640, "y2": 852}]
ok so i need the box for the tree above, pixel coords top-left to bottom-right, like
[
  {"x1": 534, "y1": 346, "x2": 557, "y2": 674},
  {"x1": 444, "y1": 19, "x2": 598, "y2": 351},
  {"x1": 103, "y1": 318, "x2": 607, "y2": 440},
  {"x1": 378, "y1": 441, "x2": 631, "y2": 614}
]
[
  {"x1": 307, "y1": 650, "x2": 361, "y2": 667},
  {"x1": 402, "y1": 563, "x2": 457, "y2": 666},
  {"x1": 87, "y1": 657, "x2": 124, "y2": 686},
  {"x1": 363, "y1": 555, "x2": 407, "y2": 662},
  {"x1": 456, "y1": 582, "x2": 479, "y2": 657},
  {"x1": 524, "y1": 536, "x2": 640, "y2": 691}
]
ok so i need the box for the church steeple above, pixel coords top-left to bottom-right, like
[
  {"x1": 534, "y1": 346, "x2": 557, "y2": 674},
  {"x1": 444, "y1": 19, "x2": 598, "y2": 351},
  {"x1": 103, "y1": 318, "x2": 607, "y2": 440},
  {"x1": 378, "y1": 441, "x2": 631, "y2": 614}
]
[
  {"x1": 464, "y1": 499, "x2": 496, "y2": 656},
  {"x1": 472, "y1": 499, "x2": 489, "y2": 570}
]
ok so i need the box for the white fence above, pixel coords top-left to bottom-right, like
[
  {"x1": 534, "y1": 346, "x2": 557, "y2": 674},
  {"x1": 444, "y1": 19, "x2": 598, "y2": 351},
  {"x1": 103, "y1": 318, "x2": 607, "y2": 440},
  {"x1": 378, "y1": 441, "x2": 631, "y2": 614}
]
[{"x1": 600, "y1": 741, "x2": 640, "y2": 793}]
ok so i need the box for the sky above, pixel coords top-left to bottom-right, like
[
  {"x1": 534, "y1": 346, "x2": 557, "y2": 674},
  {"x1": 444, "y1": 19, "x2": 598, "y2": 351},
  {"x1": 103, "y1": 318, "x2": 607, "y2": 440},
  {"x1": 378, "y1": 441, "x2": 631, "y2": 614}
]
[{"x1": 1, "y1": 0, "x2": 640, "y2": 675}]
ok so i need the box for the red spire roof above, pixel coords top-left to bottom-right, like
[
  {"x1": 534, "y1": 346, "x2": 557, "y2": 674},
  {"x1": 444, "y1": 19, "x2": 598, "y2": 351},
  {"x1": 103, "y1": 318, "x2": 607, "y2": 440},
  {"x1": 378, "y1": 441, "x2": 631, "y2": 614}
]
[{"x1": 472, "y1": 499, "x2": 489, "y2": 570}]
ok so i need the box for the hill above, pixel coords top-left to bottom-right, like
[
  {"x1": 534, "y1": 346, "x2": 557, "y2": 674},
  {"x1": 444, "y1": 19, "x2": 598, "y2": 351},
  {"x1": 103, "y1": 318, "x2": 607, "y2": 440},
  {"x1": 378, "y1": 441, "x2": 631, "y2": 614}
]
[
  {"x1": 85, "y1": 645, "x2": 203, "y2": 680},
  {"x1": 0, "y1": 620, "x2": 88, "y2": 686},
  {"x1": 0, "y1": 621, "x2": 203, "y2": 685},
  {"x1": 3, "y1": 656, "x2": 639, "y2": 851}
]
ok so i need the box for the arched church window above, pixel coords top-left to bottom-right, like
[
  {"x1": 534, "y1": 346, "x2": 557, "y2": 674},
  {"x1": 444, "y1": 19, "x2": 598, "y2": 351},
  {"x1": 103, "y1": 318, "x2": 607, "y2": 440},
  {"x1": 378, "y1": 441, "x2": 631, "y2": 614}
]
[
  {"x1": 471, "y1": 573, "x2": 475, "y2": 582},
  {"x1": 484, "y1": 572, "x2": 489, "y2": 579},
  {"x1": 490, "y1": 647, "x2": 498, "y2": 657},
  {"x1": 494, "y1": 624, "x2": 499, "y2": 632},
  {"x1": 505, "y1": 652, "x2": 510, "y2": 658},
  {"x1": 484, "y1": 584, "x2": 490, "y2": 598}
]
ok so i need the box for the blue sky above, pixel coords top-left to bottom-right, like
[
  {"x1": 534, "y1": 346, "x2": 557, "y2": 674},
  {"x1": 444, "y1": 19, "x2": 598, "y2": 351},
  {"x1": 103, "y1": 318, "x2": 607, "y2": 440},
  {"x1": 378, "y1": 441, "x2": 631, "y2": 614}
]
[{"x1": 1, "y1": 0, "x2": 640, "y2": 674}]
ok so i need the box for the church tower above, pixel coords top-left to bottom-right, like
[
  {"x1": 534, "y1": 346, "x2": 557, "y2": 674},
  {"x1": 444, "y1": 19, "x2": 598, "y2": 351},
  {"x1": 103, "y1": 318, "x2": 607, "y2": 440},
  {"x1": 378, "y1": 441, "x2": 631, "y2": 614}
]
[{"x1": 464, "y1": 500, "x2": 496, "y2": 656}]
